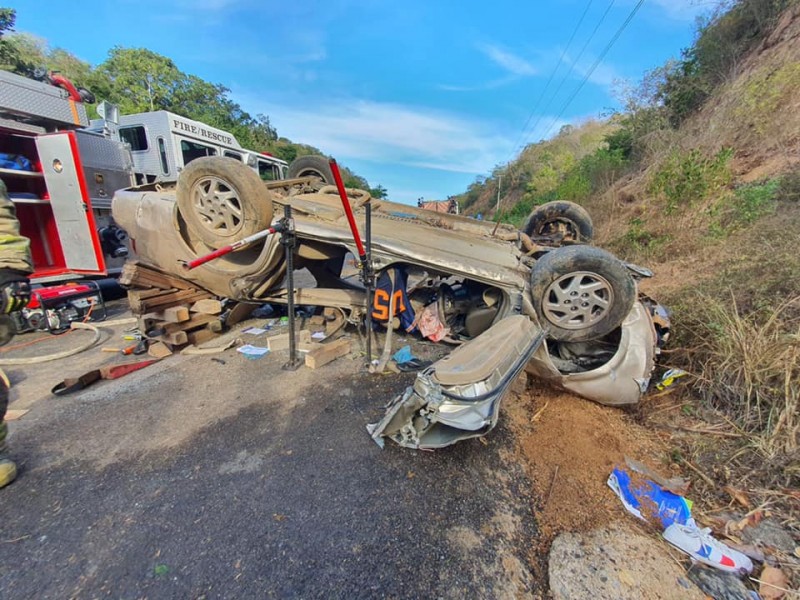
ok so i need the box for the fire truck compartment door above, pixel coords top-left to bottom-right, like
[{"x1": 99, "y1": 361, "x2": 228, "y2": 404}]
[{"x1": 36, "y1": 134, "x2": 104, "y2": 272}]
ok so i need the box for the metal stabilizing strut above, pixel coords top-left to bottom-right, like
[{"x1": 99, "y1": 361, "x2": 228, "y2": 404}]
[{"x1": 281, "y1": 204, "x2": 302, "y2": 371}]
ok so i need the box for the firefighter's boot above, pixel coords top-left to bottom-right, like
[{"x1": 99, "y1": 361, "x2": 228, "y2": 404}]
[{"x1": 0, "y1": 422, "x2": 16, "y2": 488}]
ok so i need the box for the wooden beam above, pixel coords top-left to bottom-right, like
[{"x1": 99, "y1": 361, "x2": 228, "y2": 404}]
[
  {"x1": 162, "y1": 306, "x2": 190, "y2": 323},
  {"x1": 190, "y1": 299, "x2": 223, "y2": 315},
  {"x1": 304, "y1": 338, "x2": 351, "y2": 369},
  {"x1": 267, "y1": 329, "x2": 311, "y2": 352}
]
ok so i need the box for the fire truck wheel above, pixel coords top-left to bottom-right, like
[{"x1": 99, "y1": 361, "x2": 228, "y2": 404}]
[
  {"x1": 287, "y1": 155, "x2": 335, "y2": 184},
  {"x1": 177, "y1": 157, "x2": 273, "y2": 248}
]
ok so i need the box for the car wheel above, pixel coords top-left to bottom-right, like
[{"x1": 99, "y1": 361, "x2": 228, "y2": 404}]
[
  {"x1": 287, "y1": 155, "x2": 335, "y2": 184},
  {"x1": 522, "y1": 201, "x2": 593, "y2": 242},
  {"x1": 177, "y1": 157, "x2": 273, "y2": 248},
  {"x1": 530, "y1": 245, "x2": 635, "y2": 342}
]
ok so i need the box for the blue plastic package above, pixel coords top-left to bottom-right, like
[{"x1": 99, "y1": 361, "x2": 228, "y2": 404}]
[
  {"x1": 392, "y1": 345, "x2": 413, "y2": 365},
  {"x1": 607, "y1": 467, "x2": 693, "y2": 529}
]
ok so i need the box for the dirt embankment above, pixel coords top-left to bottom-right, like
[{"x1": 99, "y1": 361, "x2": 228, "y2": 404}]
[{"x1": 504, "y1": 378, "x2": 667, "y2": 549}]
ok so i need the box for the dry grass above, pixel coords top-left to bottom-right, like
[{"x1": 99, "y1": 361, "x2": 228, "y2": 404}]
[{"x1": 673, "y1": 294, "x2": 799, "y2": 467}]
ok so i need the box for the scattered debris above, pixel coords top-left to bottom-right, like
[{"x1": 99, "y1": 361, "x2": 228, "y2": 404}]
[
  {"x1": 51, "y1": 359, "x2": 160, "y2": 395},
  {"x1": 757, "y1": 565, "x2": 790, "y2": 600},
  {"x1": 4, "y1": 409, "x2": 28, "y2": 421},
  {"x1": 663, "y1": 522, "x2": 753, "y2": 575},
  {"x1": 236, "y1": 345, "x2": 269, "y2": 360},
  {"x1": 242, "y1": 326, "x2": 268, "y2": 335},
  {"x1": 607, "y1": 467, "x2": 693, "y2": 529},
  {"x1": 392, "y1": 345, "x2": 413, "y2": 364},
  {"x1": 148, "y1": 342, "x2": 173, "y2": 359},
  {"x1": 624, "y1": 456, "x2": 690, "y2": 495},
  {"x1": 655, "y1": 368, "x2": 689, "y2": 391},
  {"x1": 608, "y1": 466, "x2": 754, "y2": 576},
  {"x1": 181, "y1": 339, "x2": 238, "y2": 356}
]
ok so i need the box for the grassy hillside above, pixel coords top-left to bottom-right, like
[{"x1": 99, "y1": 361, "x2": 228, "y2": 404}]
[
  {"x1": 458, "y1": 119, "x2": 619, "y2": 225},
  {"x1": 462, "y1": 1, "x2": 800, "y2": 496}
]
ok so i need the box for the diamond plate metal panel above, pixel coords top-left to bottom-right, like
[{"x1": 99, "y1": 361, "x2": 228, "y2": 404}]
[
  {"x1": 35, "y1": 133, "x2": 103, "y2": 272},
  {"x1": 0, "y1": 71, "x2": 88, "y2": 130}
]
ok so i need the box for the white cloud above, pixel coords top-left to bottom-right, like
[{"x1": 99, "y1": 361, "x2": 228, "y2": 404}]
[
  {"x1": 245, "y1": 97, "x2": 513, "y2": 175},
  {"x1": 477, "y1": 43, "x2": 538, "y2": 77},
  {"x1": 440, "y1": 43, "x2": 537, "y2": 92}
]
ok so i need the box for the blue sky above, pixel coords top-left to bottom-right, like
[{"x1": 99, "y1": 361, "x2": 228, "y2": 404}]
[{"x1": 12, "y1": 0, "x2": 708, "y2": 204}]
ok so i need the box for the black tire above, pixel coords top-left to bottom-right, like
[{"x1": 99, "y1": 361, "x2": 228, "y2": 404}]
[
  {"x1": 288, "y1": 155, "x2": 334, "y2": 184},
  {"x1": 530, "y1": 245, "x2": 635, "y2": 342},
  {"x1": 522, "y1": 201, "x2": 593, "y2": 242},
  {"x1": 177, "y1": 157, "x2": 273, "y2": 248}
]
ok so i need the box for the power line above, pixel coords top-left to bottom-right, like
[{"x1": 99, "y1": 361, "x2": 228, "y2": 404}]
[
  {"x1": 505, "y1": 0, "x2": 595, "y2": 165},
  {"x1": 540, "y1": 0, "x2": 646, "y2": 140},
  {"x1": 516, "y1": 0, "x2": 616, "y2": 154}
]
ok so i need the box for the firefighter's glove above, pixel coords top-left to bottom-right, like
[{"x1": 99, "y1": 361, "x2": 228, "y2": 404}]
[{"x1": 0, "y1": 270, "x2": 31, "y2": 314}]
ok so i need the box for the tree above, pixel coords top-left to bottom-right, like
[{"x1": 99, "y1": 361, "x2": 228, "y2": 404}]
[
  {"x1": 0, "y1": 8, "x2": 19, "y2": 70},
  {"x1": 98, "y1": 47, "x2": 186, "y2": 113},
  {"x1": 369, "y1": 184, "x2": 388, "y2": 199},
  {"x1": 96, "y1": 47, "x2": 279, "y2": 151}
]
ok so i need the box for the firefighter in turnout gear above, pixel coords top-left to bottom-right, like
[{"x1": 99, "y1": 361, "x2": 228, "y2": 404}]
[{"x1": 0, "y1": 179, "x2": 33, "y2": 488}]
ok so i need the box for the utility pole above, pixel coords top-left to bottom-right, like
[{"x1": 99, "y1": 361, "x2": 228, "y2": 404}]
[{"x1": 496, "y1": 174, "x2": 501, "y2": 212}]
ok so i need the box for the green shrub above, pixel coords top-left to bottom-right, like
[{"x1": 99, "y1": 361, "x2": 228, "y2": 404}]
[
  {"x1": 604, "y1": 127, "x2": 633, "y2": 160},
  {"x1": 618, "y1": 217, "x2": 671, "y2": 258},
  {"x1": 711, "y1": 179, "x2": 780, "y2": 236},
  {"x1": 649, "y1": 147, "x2": 733, "y2": 212},
  {"x1": 657, "y1": 0, "x2": 794, "y2": 125}
]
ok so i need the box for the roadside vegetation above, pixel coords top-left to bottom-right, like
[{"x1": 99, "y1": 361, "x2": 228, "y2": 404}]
[
  {"x1": 458, "y1": 0, "x2": 800, "y2": 518},
  {"x1": 0, "y1": 8, "x2": 387, "y2": 198}
]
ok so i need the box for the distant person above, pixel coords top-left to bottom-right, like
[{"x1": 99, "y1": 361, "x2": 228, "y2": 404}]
[{"x1": 0, "y1": 178, "x2": 33, "y2": 489}]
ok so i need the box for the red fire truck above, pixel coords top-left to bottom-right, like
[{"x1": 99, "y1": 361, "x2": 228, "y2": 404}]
[{"x1": 0, "y1": 69, "x2": 135, "y2": 285}]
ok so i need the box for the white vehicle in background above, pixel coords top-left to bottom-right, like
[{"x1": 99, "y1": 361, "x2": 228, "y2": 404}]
[{"x1": 90, "y1": 107, "x2": 289, "y2": 185}]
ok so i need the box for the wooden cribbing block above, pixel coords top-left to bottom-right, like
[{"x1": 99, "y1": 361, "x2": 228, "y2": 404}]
[
  {"x1": 267, "y1": 329, "x2": 311, "y2": 352},
  {"x1": 163, "y1": 306, "x2": 190, "y2": 323},
  {"x1": 157, "y1": 330, "x2": 188, "y2": 346},
  {"x1": 304, "y1": 338, "x2": 351, "y2": 369},
  {"x1": 132, "y1": 290, "x2": 211, "y2": 314},
  {"x1": 190, "y1": 299, "x2": 223, "y2": 315},
  {"x1": 299, "y1": 341, "x2": 322, "y2": 353},
  {"x1": 187, "y1": 328, "x2": 219, "y2": 346},
  {"x1": 120, "y1": 261, "x2": 193, "y2": 290},
  {"x1": 162, "y1": 313, "x2": 217, "y2": 335}
]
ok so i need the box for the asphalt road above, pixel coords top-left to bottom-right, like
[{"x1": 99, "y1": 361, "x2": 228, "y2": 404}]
[{"x1": 0, "y1": 334, "x2": 540, "y2": 599}]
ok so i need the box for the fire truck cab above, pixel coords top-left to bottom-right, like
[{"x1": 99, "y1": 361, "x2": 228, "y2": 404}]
[{"x1": 90, "y1": 109, "x2": 289, "y2": 185}]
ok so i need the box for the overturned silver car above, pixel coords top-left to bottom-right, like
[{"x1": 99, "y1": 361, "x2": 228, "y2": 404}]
[{"x1": 112, "y1": 156, "x2": 669, "y2": 450}]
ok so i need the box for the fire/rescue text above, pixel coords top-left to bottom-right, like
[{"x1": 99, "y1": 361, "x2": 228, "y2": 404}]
[{"x1": 172, "y1": 119, "x2": 233, "y2": 145}]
